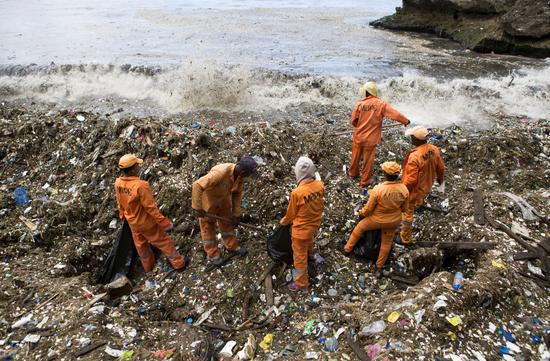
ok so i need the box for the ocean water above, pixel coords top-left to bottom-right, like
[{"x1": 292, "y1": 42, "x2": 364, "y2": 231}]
[{"x1": 0, "y1": 0, "x2": 548, "y2": 126}]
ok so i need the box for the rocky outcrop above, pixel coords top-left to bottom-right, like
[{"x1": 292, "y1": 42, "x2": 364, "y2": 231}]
[{"x1": 371, "y1": 0, "x2": 550, "y2": 58}]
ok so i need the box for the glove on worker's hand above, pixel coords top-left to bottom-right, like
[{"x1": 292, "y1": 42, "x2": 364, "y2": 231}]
[{"x1": 163, "y1": 223, "x2": 174, "y2": 233}]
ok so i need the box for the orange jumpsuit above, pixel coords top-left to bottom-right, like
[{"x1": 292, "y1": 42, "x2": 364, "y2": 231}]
[
  {"x1": 349, "y1": 96, "x2": 409, "y2": 187},
  {"x1": 345, "y1": 181, "x2": 409, "y2": 269},
  {"x1": 192, "y1": 164, "x2": 243, "y2": 260},
  {"x1": 114, "y1": 176, "x2": 185, "y2": 272},
  {"x1": 400, "y1": 143, "x2": 445, "y2": 244},
  {"x1": 280, "y1": 179, "x2": 325, "y2": 288}
]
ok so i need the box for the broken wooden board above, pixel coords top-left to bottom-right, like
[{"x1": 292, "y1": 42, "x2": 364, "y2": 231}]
[
  {"x1": 347, "y1": 333, "x2": 371, "y2": 361},
  {"x1": 513, "y1": 251, "x2": 539, "y2": 261},
  {"x1": 416, "y1": 241, "x2": 496, "y2": 250},
  {"x1": 390, "y1": 274, "x2": 420, "y2": 286},
  {"x1": 74, "y1": 340, "x2": 107, "y2": 358},
  {"x1": 473, "y1": 188, "x2": 485, "y2": 225},
  {"x1": 265, "y1": 274, "x2": 274, "y2": 307}
]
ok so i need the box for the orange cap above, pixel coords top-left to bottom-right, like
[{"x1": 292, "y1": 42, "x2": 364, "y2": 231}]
[
  {"x1": 405, "y1": 126, "x2": 429, "y2": 140},
  {"x1": 381, "y1": 161, "x2": 401, "y2": 175},
  {"x1": 119, "y1": 154, "x2": 143, "y2": 169}
]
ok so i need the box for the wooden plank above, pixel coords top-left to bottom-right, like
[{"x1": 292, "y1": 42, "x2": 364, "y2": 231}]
[
  {"x1": 347, "y1": 333, "x2": 371, "y2": 361},
  {"x1": 265, "y1": 274, "x2": 274, "y2": 307},
  {"x1": 74, "y1": 341, "x2": 106, "y2": 358},
  {"x1": 473, "y1": 189, "x2": 485, "y2": 225},
  {"x1": 415, "y1": 241, "x2": 496, "y2": 250},
  {"x1": 200, "y1": 322, "x2": 234, "y2": 332},
  {"x1": 513, "y1": 251, "x2": 539, "y2": 261},
  {"x1": 390, "y1": 275, "x2": 420, "y2": 286}
]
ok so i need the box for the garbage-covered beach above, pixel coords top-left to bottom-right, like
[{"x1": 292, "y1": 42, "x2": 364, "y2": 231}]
[{"x1": 1, "y1": 101, "x2": 549, "y2": 360}]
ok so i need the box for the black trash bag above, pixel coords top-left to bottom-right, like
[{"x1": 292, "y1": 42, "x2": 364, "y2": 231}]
[
  {"x1": 97, "y1": 220, "x2": 137, "y2": 284},
  {"x1": 267, "y1": 225, "x2": 293, "y2": 265},
  {"x1": 341, "y1": 229, "x2": 382, "y2": 261}
]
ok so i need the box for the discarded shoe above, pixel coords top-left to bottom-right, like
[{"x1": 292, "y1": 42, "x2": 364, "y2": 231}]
[
  {"x1": 287, "y1": 282, "x2": 307, "y2": 292},
  {"x1": 228, "y1": 247, "x2": 248, "y2": 257},
  {"x1": 207, "y1": 257, "x2": 225, "y2": 268},
  {"x1": 176, "y1": 255, "x2": 191, "y2": 272}
]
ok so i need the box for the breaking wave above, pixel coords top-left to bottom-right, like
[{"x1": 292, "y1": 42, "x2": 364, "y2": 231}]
[{"x1": 0, "y1": 61, "x2": 548, "y2": 127}]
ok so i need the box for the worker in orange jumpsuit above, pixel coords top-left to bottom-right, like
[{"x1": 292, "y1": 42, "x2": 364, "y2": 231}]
[
  {"x1": 341, "y1": 161, "x2": 409, "y2": 278},
  {"x1": 349, "y1": 81, "x2": 410, "y2": 193},
  {"x1": 400, "y1": 126, "x2": 445, "y2": 245},
  {"x1": 280, "y1": 156, "x2": 325, "y2": 291},
  {"x1": 192, "y1": 156, "x2": 259, "y2": 268},
  {"x1": 114, "y1": 154, "x2": 188, "y2": 273}
]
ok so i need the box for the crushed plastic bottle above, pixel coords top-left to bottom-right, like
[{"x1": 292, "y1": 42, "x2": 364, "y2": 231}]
[
  {"x1": 362, "y1": 320, "x2": 386, "y2": 335},
  {"x1": 324, "y1": 337, "x2": 338, "y2": 352},
  {"x1": 358, "y1": 274, "x2": 366, "y2": 289},
  {"x1": 452, "y1": 272, "x2": 464, "y2": 290},
  {"x1": 303, "y1": 319, "x2": 316, "y2": 335},
  {"x1": 390, "y1": 339, "x2": 410, "y2": 353},
  {"x1": 13, "y1": 187, "x2": 30, "y2": 206}
]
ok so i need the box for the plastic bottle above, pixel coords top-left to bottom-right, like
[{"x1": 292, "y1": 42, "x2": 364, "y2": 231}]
[
  {"x1": 358, "y1": 274, "x2": 366, "y2": 289},
  {"x1": 362, "y1": 320, "x2": 386, "y2": 335},
  {"x1": 13, "y1": 187, "x2": 30, "y2": 206},
  {"x1": 452, "y1": 272, "x2": 464, "y2": 290},
  {"x1": 324, "y1": 337, "x2": 338, "y2": 352}
]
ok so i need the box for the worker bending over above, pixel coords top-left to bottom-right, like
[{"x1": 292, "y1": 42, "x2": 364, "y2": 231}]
[
  {"x1": 115, "y1": 154, "x2": 188, "y2": 272},
  {"x1": 400, "y1": 126, "x2": 445, "y2": 245},
  {"x1": 349, "y1": 81, "x2": 410, "y2": 192},
  {"x1": 280, "y1": 157, "x2": 325, "y2": 291},
  {"x1": 342, "y1": 161, "x2": 408, "y2": 277},
  {"x1": 192, "y1": 157, "x2": 259, "y2": 268}
]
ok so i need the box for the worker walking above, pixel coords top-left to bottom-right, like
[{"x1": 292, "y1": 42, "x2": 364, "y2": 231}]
[
  {"x1": 114, "y1": 154, "x2": 188, "y2": 273},
  {"x1": 349, "y1": 81, "x2": 410, "y2": 193},
  {"x1": 280, "y1": 157, "x2": 325, "y2": 291},
  {"x1": 192, "y1": 157, "x2": 259, "y2": 268},
  {"x1": 400, "y1": 126, "x2": 445, "y2": 245},
  {"x1": 341, "y1": 161, "x2": 409, "y2": 277}
]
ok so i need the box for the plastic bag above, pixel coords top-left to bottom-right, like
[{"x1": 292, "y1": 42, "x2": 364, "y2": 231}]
[
  {"x1": 97, "y1": 220, "x2": 136, "y2": 284},
  {"x1": 341, "y1": 228, "x2": 382, "y2": 260},
  {"x1": 267, "y1": 225, "x2": 293, "y2": 264}
]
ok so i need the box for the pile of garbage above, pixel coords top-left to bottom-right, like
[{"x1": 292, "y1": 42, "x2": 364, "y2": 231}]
[{"x1": 0, "y1": 102, "x2": 549, "y2": 360}]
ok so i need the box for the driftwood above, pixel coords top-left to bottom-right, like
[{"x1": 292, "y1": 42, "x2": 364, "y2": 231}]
[
  {"x1": 513, "y1": 251, "x2": 539, "y2": 261},
  {"x1": 486, "y1": 212, "x2": 550, "y2": 278},
  {"x1": 74, "y1": 341, "x2": 107, "y2": 358},
  {"x1": 203, "y1": 213, "x2": 264, "y2": 232},
  {"x1": 416, "y1": 241, "x2": 496, "y2": 250},
  {"x1": 473, "y1": 188, "x2": 485, "y2": 225},
  {"x1": 14, "y1": 293, "x2": 59, "y2": 319},
  {"x1": 265, "y1": 274, "x2": 274, "y2": 307},
  {"x1": 347, "y1": 333, "x2": 371, "y2": 361},
  {"x1": 391, "y1": 274, "x2": 420, "y2": 286},
  {"x1": 200, "y1": 322, "x2": 234, "y2": 332}
]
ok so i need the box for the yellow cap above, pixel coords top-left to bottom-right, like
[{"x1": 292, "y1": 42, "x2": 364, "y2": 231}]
[
  {"x1": 119, "y1": 154, "x2": 143, "y2": 169},
  {"x1": 359, "y1": 81, "x2": 378, "y2": 98},
  {"x1": 405, "y1": 126, "x2": 429, "y2": 140},
  {"x1": 381, "y1": 161, "x2": 401, "y2": 175}
]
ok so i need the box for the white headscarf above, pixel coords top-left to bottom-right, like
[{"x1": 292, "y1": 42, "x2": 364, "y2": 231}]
[{"x1": 294, "y1": 156, "x2": 316, "y2": 184}]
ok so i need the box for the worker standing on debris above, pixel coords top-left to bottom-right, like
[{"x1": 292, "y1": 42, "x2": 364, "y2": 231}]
[
  {"x1": 280, "y1": 157, "x2": 325, "y2": 291},
  {"x1": 341, "y1": 161, "x2": 409, "y2": 277},
  {"x1": 114, "y1": 154, "x2": 188, "y2": 272},
  {"x1": 349, "y1": 81, "x2": 410, "y2": 193},
  {"x1": 400, "y1": 126, "x2": 445, "y2": 245},
  {"x1": 192, "y1": 157, "x2": 259, "y2": 268}
]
